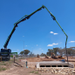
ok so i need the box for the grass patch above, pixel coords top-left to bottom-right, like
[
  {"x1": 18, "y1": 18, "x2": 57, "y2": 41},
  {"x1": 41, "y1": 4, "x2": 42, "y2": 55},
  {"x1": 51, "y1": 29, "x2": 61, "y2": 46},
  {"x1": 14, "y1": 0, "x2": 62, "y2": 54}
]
[
  {"x1": 0, "y1": 60, "x2": 13, "y2": 66},
  {"x1": 0, "y1": 67, "x2": 6, "y2": 71},
  {"x1": 0, "y1": 61, "x2": 7, "y2": 65},
  {"x1": 30, "y1": 71, "x2": 39, "y2": 74},
  {"x1": 0, "y1": 59, "x2": 14, "y2": 72},
  {"x1": 30, "y1": 71, "x2": 35, "y2": 73},
  {"x1": 35, "y1": 71, "x2": 39, "y2": 74}
]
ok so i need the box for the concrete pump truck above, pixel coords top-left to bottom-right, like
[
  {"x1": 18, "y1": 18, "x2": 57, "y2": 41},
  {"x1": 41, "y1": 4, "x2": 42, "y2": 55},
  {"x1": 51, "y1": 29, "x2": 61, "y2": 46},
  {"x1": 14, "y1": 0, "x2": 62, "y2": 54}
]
[{"x1": 0, "y1": 5, "x2": 68, "y2": 61}]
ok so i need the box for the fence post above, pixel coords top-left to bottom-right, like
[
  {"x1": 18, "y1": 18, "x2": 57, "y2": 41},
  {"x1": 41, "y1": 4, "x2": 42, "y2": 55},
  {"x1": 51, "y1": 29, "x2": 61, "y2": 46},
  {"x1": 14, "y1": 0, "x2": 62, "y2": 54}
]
[
  {"x1": 13, "y1": 55, "x2": 15, "y2": 63},
  {"x1": 0, "y1": 56, "x2": 2, "y2": 62}
]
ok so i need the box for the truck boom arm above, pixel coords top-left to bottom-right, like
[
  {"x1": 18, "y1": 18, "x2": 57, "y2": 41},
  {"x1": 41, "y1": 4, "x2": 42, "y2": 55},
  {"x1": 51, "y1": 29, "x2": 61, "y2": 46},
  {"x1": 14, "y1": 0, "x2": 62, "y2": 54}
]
[
  {"x1": 4, "y1": 5, "x2": 44, "y2": 48},
  {"x1": 4, "y1": 5, "x2": 68, "y2": 50}
]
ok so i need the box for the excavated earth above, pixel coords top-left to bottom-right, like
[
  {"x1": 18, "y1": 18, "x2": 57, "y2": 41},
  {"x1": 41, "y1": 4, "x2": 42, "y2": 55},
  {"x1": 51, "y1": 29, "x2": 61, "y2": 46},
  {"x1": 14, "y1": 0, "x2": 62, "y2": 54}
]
[{"x1": 0, "y1": 56, "x2": 75, "y2": 75}]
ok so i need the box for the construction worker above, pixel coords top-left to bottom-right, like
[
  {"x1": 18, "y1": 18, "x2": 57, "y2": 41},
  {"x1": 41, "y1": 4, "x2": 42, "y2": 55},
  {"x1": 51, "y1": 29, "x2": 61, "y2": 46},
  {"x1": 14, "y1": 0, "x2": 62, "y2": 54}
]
[{"x1": 26, "y1": 61, "x2": 28, "y2": 68}]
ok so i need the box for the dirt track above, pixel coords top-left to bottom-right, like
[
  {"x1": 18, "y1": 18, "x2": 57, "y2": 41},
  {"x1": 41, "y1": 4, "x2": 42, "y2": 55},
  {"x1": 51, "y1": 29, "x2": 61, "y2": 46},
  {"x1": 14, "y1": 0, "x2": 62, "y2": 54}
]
[
  {"x1": 0, "y1": 66, "x2": 34, "y2": 75},
  {"x1": 0, "y1": 66, "x2": 62, "y2": 75}
]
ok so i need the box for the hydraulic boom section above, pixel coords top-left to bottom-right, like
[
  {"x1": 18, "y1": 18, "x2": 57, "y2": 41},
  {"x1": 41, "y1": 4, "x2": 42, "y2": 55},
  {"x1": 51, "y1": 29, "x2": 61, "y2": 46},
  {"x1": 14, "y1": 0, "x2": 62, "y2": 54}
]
[
  {"x1": 4, "y1": 5, "x2": 44, "y2": 49},
  {"x1": 1, "y1": 5, "x2": 68, "y2": 61}
]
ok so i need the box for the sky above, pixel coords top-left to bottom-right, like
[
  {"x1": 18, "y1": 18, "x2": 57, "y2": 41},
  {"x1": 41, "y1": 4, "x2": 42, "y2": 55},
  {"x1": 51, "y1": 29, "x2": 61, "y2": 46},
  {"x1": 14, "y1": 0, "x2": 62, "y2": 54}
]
[{"x1": 0, "y1": 0, "x2": 75, "y2": 54}]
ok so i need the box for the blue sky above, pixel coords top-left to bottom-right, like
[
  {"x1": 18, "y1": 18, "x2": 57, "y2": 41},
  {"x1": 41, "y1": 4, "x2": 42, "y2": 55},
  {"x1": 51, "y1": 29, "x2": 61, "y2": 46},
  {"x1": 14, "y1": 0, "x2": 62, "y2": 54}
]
[{"x1": 0, "y1": 0, "x2": 75, "y2": 54}]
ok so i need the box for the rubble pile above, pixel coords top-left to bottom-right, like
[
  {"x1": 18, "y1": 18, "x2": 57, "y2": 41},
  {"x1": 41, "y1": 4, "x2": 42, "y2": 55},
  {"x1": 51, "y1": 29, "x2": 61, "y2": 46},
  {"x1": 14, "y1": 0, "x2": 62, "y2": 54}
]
[{"x1": 35, "y1": 67, "x2": 75, "y2": 75}]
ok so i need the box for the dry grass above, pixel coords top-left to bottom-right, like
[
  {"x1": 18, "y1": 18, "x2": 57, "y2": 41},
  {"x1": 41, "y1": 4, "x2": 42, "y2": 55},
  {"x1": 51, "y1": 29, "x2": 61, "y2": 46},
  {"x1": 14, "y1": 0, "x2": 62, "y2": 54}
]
[
  {"x1": 29, "y1": 70, "x2": 40, "y2": 75},
  {"x1": 0, "y1": 59, "x2": 15, "y2": 71},
  {"x1": 0, "y1": 67, "x2": 6, "y2": 71}
]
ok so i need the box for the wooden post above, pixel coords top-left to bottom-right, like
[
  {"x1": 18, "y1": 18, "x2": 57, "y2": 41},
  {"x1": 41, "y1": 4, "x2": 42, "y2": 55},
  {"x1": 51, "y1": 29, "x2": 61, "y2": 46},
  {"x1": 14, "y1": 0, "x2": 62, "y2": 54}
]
[
  {"x1": 0, "y1": 56, "x2": 2, "y2": 62},
  {"x1": 13, "y1": 55, "x2": 15, "y2": 63},
  {"x1": 1, "y1": 56, "x2": 2, "y2": 61}
]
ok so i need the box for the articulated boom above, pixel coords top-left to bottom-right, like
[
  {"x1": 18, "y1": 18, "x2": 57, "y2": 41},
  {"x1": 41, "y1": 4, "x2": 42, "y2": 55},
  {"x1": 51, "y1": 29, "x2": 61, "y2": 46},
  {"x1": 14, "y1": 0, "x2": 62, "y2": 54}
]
[{"x1": 1, "y1": 5, "x2": 68, "y2": 61}]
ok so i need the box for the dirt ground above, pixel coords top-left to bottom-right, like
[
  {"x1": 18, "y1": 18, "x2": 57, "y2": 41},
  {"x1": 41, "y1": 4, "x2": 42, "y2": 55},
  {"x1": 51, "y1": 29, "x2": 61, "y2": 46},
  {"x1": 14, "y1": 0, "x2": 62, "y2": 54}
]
[
  {"x1": 0, "y1": 66, "x2": 63, "y2": 75},
  {"x1": 0, "y1": 56, "x2": 75, "y2": 75},
  {"x1": 26, "y1": 56, "x2": 75, "y2": 62}
]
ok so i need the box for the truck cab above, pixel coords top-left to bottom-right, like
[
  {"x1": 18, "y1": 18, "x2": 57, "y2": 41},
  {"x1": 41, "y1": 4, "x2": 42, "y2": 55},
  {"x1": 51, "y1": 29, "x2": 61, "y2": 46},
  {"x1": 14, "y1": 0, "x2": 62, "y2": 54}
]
[{"x1": 0, "y1": 49, "x2": 11, "y2": 61}]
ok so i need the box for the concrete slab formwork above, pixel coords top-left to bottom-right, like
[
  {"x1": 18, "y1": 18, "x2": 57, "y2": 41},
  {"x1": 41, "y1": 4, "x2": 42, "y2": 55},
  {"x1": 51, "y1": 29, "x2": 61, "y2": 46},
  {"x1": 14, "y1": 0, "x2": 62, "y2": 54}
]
[{"x1": 36, "y1": 61, "x2": 74, "y2": 68}]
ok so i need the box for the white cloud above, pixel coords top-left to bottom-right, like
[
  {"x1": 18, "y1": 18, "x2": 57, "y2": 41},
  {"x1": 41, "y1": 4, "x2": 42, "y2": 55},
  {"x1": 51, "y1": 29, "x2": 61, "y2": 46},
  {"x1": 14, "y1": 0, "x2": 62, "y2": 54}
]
[
  {"x1": 47, "y1": 44, "x2": 53, "y2": 46},
  {"x1": 69, "y1": 41, "x2": 75, "y2": 43},
  {"x1": 50, "y1": 31, "x2": 58, "y2": 35},
  {"x1": 50, "y1": 31, "x2": 54, "y2": 33},
  {"x1": 47, "y1": 43, "x2": 58, "y2": 47},
  {"x1": 36, "y1": 44, "x2": 38, "y2": 46},
  {"x1": 53, "y1": 33, "x2": 58, "y2": 35},
  {"x1": 53, "y1": 43, "x2": 58, "y2": 45}
]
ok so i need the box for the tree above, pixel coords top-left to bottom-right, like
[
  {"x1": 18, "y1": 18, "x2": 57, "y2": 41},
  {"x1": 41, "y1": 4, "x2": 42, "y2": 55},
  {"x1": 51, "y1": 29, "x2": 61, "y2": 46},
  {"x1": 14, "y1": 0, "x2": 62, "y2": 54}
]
[
  {"x1": 24, "y1": 49, "x2": 30, "y2": 55},
  {"x1": 29, "y1": 52, "x2": 35, "y2": 57},
  {"x1": 20, "y1": 49, "x2": 30, "y2": 55},
  {"x1": 67, "y1": 48, "x2": 75, "y2": 56},
  {"x1": 46, "y1": 47, "x2": 75, "y2": 57},
  {"x1": 46, "y1": 49, "x2": 53, "y2": 56},
  {"x1": 57, "y1": 48, "x2": 66, "y2": 56},
  {"x1": 70, "y1": 47, "x2": 75, "y2": 49},
  {"x1": 40, "y1": 53, "x2": 45, "y2": 56},
  {"x1": 20, "y1": 51, "x2": 24, "y2": 55},
  {"x1": 53, "y1": 48, "x2": 59, "y2": 55}
]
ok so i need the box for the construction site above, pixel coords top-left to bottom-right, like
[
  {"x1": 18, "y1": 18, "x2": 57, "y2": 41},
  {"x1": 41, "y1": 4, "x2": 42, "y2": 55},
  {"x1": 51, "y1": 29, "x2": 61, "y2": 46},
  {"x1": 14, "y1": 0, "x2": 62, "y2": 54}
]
[
  {"x1": 0, "y1": 0, "x2": 75, "y2": 75},
  {"x1": 0, "y1": 54, "x2": 75, "y2": 75}
]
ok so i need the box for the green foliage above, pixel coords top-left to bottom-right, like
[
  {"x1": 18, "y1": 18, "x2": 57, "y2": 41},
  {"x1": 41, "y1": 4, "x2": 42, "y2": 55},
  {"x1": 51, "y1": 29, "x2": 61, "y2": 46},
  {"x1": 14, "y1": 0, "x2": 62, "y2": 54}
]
[
  {"x1": 29, "y1": 71, "x2": 35, "y2": 73},
  {"x1": 10, "y1": 55, "x2": 13, "y2": 57},
  {"x1": 20, "y1": 51, "x2": 24, "y2": 54},
  {"x1": 53, "y1": 48, "x2": 59, "y2": 55},
  {"x1": 20, "y1": 49, "x2": 30, "y2": 55},
  {"x1": 35, "y1": 71, "x2": 39, "y2": 74},
  {"x1": 0, "y1": 67, "x2": 6, "y2": 71},
  {"x1": 46, "y1": 49, "x2": 53, "y2": 56},
  {"x1": 24, "y1": 50, "x2": 30, "y2": 55},
  {"x1": 10, "y1": 54, "x2": 18, "y2": 57},
  {"x1": 47, "y1": 47, "x2": 75, "y2": 56},
  {"x1": 40, "y1": 53, "x2": 45, "y2": 56},
  {"x1": 0, "y1": 61, "x2": 6, "y2": 65},
  {"x1": 67, "y1": 48, "x2": 75, "y2": 55},
  {"x1": 29, "y1": 71, "x2": 39, "y2": 74},
  {"x1": 11, "y1": 52, "x2": 18, "y2": 55}
]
